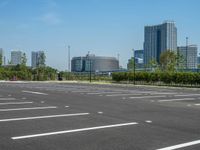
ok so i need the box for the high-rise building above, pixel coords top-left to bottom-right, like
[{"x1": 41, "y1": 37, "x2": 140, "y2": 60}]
[
  {"x1": 177, "y1": 45, "x2": 198, "y2": 69},
  {"x1": 31, "y1": 51, "x2": 45, "y2": 68},
  {"x1": 144, "y1": 21, "x2": 177, "y2": 66},
  {"x1": 11, "y1": 51, "x2": 22, "y2": 65}
]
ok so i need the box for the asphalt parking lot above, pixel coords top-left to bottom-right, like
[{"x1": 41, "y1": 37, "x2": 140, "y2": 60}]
[{"x1": 0, "y1": 82, "x2": 200, "y2": 150}]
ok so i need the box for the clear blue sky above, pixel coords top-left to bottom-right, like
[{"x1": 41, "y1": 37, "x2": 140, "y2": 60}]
[{"x1": 0, "y1": 0, "x2": 199, "y2": 71}]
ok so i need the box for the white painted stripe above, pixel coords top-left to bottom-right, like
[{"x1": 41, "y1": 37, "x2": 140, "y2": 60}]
[
  {"x1": 158, "y1": 98, "x2": 195, "y2": 102},
  {"x1": 71, "y1": 91, "x2": 91, "y2": 93},
  {"x1": 22, "y1": 90, "x2": 48, "y2": 95},
  {"x1": 150, "y1": 92, "x2": 176, "y2": 95},
  {"x1": 0, "y1": 102, "x2": 33, "y2": 105},
  {"x1": 12, "y1": 122, "x2": 138, "y2": 140},
  {"x1": 87, "y1": 92, "x2": 122, "y2": 95},
  {"x1": 145, "y1": 120, "x2": 152, "y2": 123},
  {"x1": 175, "y1": 94, "x2": 200, "y2": 97},
  {"x1": 106, "y1": 93, "x2": 142, "y2": 97},
  {"x1": 0, "y1": 98, "x2": 16, "y2": 101},
  {"x1": 0, "y1": 106, "x2": 57, "y2": 112},
  {"x1": 156, "y1": 139, "x2": 200, "y2": 150},
  {"x1": 129, "y1": 95, "x2": 166, "y2": 99},
  {"x1": 65, "y1": 106, "x2": 69, "y2": 108},
  {"x1": 195, "y1": 104, "x2": 200, "y2": 106},
  {"x1": 0, "y1": 113, "x2": 89, "y2": 122}
]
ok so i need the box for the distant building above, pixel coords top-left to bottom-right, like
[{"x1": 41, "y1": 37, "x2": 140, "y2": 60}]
[
  {"x1": 197, "y1": 56, "x2": 200, "y2": 66},
  {"x1": 127, "y1": 49, "x2": 144, "y2": 70},
  {"x1": 135, "y1": 49, "x2": 144, "y2": 59},
  {"x1": 127, "y1": 57, "x2": 144, "y2": 70},
  {"x1": 177, "y1": 45, "x2": 198, "y2": 69},
  {"x1": 31, "y1": 51, "x2": 45, "y2": 68},
  {"x1": 144, "y1": 21, "x2": 177, "y2": 66},
  {"x1": 11, "y1": 51, "x2": 22, "y2": 65},
  {"x1": 0, "y1": 48, "x2": 3, "y2": 65},
  {"x1": 71, "y1": 54, "x2": 119, "y2": 73}
]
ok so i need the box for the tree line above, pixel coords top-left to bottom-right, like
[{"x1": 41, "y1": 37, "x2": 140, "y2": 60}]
[{"x1": 0, "y1": 53, "x2": 57, "y2": 81}]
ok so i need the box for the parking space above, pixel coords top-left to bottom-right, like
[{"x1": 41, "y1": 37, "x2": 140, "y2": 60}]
[{"x1": 0, "y1": 82, "x2": 200, "y2": 150}]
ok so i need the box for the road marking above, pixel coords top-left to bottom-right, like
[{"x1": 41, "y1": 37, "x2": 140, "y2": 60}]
[
  {"x1": 195, "y1": 104, "x2": 200, "y2": 106},
  {"x1": 65, "y1": 106, "x2": 69, "y2": 108},
  {"x1": 12, "y1": 122, "x2": 138, "y2": 140},
  {"x1": 175, "y1": 94, "x2": 200, "y2": 97},
  {"x1": 156, "y1": 139, "x2": 200, "y2": 150},
  {"x1": 0, "y1": 102, "x2": 33, "y2": 105},
  {"x1": 98, "y1": 111, "x2": 103, "y2": 114},
  {"x1": 129, "y1": 95, "x2": 166, "y2": 99},
  {"x1": 0, "y1": 98, "x2": 16, "y2": 101},
  {"x1": 150, "y1": 92, "x2": 176, "y2": 95},
  {"x1": 71, "y1": 91, "x2": 91, "y2": 93},
  {"x1": 145, "y1": 120, "x2": 152, "y2": 123},
  {"x1": 158, "y1": 98, "x2": 195, "y2": 102},
  {"x1": 0, "y1": 106, "x2": 57, "y2": 112},
  {"x1": 22, "y1": 90, "x2": 48, "y2": 95},
  {"x1": 0, "y1": 113, "x2": 89, "y2": 122},
  {"x1": 106, "y1": 93, "x2": 142, "y2": 97},
  {"x1": 87, "y1": 92, "x2": 121, "y2": 95}
]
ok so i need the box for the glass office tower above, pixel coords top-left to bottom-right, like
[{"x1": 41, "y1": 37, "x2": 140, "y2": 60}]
[{"x1": 144, "y1": 21, "x2": 177, "y2": 66}]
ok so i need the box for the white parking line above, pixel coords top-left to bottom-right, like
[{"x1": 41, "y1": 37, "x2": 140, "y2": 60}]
[
  {"x1": 195, "y1": 104, "x2": 200, "y2": 106},
  {"x1": 129, "y1": 95, "x2": 166, "y2": 99},
  {"x1": 0, "y1": 106, "x2": 57, "y2": 112},
  {"x1": 156, "y1": 139, "x2": 200, "y2": 150},
  {"x1": 106, "y1": 93, "x2": 143, "y2": 97},
  {"x1": 0, "y1": 113, "x2": 89, "y2": 122},
  {"x1": 150, "y1": 92, "x2": 176, "y2": 95},
  {"x1": 0, "y1": 102, "x2": 33, "y2": 105},
  {"x1": 87, "y1": 92, "x2": 122, "y2": 95},
  {"x1": 0, "y1": 98, "x2": 16, "y2": 101},
  {"x1": 145, "y1": 120, "x2": 152, "y2": 123},
  {"x1": 175, "y1": 94, "x2": 200, "y2": 97},
  {"x1": 12, "y1": 122, "x2": 138, "y2": 140},
  {"x1": 158, "y1": 98, "x2": 195, "y2": 102},
  {"x1": 71, "y1": 91, "x2": 91, "y2": 93},
  {"x1": 22, "y1": 90, "x2": 48, "y2": 95}
]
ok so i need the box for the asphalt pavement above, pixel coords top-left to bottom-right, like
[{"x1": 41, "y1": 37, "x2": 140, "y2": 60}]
[{"x1": 0, "y1": 81, "x2": 200, "y2": 150}]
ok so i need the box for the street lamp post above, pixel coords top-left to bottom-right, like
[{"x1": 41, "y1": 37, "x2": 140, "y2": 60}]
[{"x1": 89, "y1": 58, "x2": 92, "y2": 83}]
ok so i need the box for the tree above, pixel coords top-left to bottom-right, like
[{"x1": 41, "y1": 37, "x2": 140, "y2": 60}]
[
  {"x1": 21, "y1": 53, "x2": 27, "y2": 66},
  {"x1": 148, "y1": 59, "x2": 159, "y2": 72},
  {"x1": 160, "y1": 50, "x2": 177, "y2": 72},
  {"x1": 176, "y1": 50, "x2": 186, "y2": 71},
  {"x1": 127, "y1": 57, "x2": 135, "y2": 71}
]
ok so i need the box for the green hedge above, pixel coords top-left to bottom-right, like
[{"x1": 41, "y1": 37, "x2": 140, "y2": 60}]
[{"x1": 112, "y1": 72, "x2": 200, "y2": 85}]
